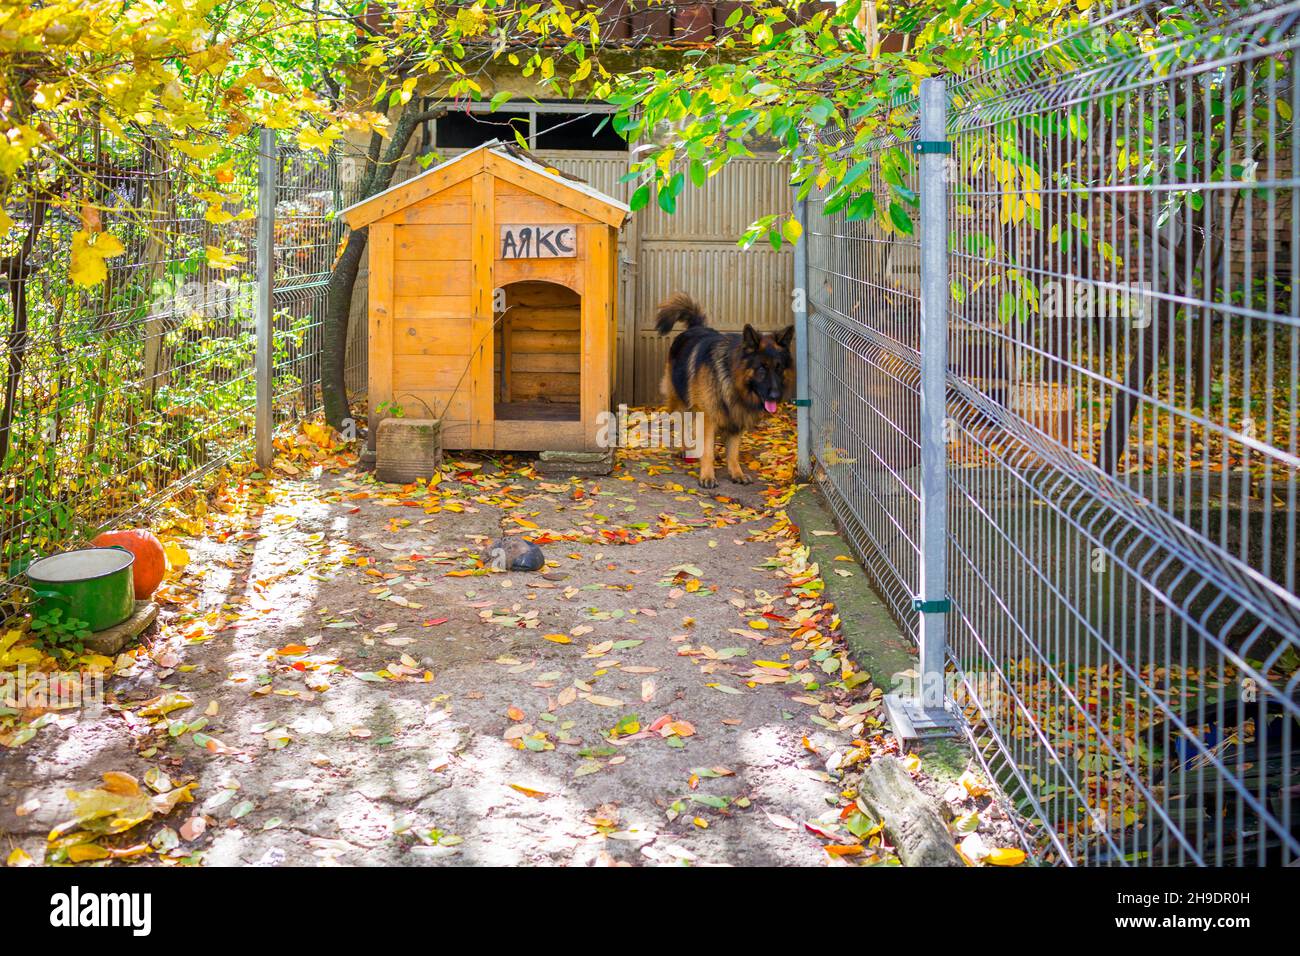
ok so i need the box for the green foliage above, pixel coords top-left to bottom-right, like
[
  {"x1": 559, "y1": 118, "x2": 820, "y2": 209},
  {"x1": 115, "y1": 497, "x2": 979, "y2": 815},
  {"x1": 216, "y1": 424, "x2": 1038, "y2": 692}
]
[
  {"x1": 28, "y1": 606, "x2": 91, "y2": 651},
  {"x1": 603, "y1": 0, "x2": 1276, "y2": 251}
]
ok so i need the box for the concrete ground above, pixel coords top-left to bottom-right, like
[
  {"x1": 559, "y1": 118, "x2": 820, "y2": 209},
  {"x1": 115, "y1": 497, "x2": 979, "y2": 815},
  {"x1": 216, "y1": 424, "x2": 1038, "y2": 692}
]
[{"x1": 0, "y1": 414, "x2": 1013, "y2": 867}]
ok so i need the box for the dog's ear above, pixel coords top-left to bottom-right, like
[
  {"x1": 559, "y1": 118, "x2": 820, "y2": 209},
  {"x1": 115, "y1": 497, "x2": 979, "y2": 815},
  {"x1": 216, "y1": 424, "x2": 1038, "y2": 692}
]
[
  {"x1": 742, "y1": 324, "x2": 761, "y2": 350},
  {"x1": 776, "y1": 325, "x2": 795, "y2": 349}
]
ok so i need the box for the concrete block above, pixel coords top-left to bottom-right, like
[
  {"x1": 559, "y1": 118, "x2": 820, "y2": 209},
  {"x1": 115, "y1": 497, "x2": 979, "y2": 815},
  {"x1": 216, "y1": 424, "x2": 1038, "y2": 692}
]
[{"x1": 376, "y1": 418, "x2": 443, "y2": 484}]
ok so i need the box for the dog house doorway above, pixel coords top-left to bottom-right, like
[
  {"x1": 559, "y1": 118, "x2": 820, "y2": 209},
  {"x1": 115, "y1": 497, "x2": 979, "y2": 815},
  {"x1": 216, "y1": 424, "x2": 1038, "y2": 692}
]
[{"x1": 494, "y1": 280, "x2": 581, "y2": 423}]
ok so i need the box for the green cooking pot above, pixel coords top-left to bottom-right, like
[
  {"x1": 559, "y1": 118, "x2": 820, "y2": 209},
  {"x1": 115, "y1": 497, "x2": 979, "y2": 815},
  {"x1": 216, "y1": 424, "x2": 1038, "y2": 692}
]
[{"x1": 26, "y1": 547, "x2": 136, "y2": 632}]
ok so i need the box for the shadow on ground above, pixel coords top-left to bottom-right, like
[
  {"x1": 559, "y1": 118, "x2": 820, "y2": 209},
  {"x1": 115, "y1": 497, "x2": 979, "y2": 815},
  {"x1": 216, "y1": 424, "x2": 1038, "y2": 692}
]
[{"x1": 1, "y1": 415, "x2": 920, "y2": 866}]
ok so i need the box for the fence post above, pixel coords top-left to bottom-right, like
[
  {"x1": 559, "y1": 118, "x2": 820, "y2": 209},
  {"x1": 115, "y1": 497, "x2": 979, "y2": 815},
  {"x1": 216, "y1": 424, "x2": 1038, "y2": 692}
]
[
  {"x1": 883, "y1": 78, "x2": 959, "y2": 741},
  {"x1": 255, "y1": 128, "x2": 275, "y2": 469},
  {"x1": 793, "y1": 196, "x2": 810, "y2": 479}
]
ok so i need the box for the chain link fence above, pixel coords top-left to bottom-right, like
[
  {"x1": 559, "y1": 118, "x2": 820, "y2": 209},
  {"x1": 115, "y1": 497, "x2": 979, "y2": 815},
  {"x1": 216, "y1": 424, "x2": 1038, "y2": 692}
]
[
  {"x1": 804, "y1": 1, "x2": 1300, "y2": 865},
  {"x1": 0, "y1": 127, "x2": 354, "y2": 616}
]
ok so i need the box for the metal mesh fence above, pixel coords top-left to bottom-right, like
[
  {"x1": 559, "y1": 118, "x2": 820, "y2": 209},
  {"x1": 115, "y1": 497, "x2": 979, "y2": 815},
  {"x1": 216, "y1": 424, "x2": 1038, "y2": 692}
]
[
  {"x1": 0, "y1": 127, "x2": 352, "y2": 613},
  {"x1": 806, "y1": 2, "x2": 1300, "y2": 865},
  {"x1": 268, "y1": 139, "x2": 357, "y2": 424}
]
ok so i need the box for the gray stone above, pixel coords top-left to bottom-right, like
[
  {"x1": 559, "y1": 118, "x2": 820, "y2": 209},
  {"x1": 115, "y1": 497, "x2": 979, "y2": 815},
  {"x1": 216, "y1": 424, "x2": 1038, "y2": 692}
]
[
  {"x1": 859, "y1": 757, "x2": 964, "y2": 867},
  {"x1": 535, "y1": 448, "x2": 614, "y2": 476}
]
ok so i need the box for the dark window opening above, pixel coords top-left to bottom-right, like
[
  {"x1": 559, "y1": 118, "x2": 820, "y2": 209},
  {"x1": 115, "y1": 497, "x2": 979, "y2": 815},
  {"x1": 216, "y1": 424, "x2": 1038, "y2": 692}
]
[
  {"x1": 535, "y1": 112, "x2": 626, "y2": 151},
  {"x1": 435, "y1": 110, "x2": 528, "y2": 149}
]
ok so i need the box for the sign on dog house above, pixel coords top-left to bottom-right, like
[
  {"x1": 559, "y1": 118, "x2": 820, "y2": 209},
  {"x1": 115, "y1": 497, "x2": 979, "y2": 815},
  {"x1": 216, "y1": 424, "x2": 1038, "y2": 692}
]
[{"x1": 341, "y1": 141, "x2": 630, "y2": 452}]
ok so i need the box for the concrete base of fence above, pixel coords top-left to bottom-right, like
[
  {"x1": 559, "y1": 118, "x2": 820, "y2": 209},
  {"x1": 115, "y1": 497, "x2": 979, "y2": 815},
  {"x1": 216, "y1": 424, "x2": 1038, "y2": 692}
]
[
  {"x1": 84, "y1": 600, "x2": 158, "y2": 656},
  {"x1": 786, "y1": 487, "x2": 914, "y2": 684},
  {"x1": 789, "y1": 485, "x2": 972, "y2": 790},
  {"x1": 860, "y1": 757, "x2": 964, "y2": 867}
]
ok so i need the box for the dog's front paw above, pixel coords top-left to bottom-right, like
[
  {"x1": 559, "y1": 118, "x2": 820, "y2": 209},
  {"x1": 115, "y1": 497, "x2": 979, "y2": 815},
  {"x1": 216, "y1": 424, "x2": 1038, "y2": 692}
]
[
  {"x1": 698, "y1": 474, "x2": 718, "y2": 489},
  {"x1": 729, "y1": 471, "x2": 752, "y2": 485}
]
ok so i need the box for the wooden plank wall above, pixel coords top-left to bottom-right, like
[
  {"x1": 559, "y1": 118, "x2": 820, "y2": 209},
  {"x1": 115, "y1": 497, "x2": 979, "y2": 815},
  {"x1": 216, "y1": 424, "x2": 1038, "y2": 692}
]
[
  {"x1": 470, "y1": 172, "x2": 495, "y2": 446},
  {"x1": 496, "y1": 282, "x2": 582, "y2": 404},
  {"x1": 387, "y1": 179, "x2": 475, "y2": 443}
]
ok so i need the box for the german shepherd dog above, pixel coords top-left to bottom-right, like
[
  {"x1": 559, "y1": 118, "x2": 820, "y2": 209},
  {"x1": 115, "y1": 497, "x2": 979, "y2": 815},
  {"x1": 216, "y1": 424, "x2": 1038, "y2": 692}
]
[{"x1": 656, "y1": 293, "x2": 794, "y2": 488}]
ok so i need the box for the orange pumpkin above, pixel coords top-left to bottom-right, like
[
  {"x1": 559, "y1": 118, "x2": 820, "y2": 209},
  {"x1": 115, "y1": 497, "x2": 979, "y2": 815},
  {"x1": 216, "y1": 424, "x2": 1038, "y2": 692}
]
[{"x1": 91, "y1": 529, "x2": 168, "y2": 599}]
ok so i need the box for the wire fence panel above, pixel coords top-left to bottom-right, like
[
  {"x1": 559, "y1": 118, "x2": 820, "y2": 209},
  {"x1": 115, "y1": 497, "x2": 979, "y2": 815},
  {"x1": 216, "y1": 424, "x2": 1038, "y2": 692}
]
[
  {"x1": 268, "y1": 139, "x2": 352, "y2": 426},
  {"x1": 807, "y1": 120, "x2": 923, "y2": 637},
  {"x1": 807, "y1": 2, "x2": 1300, "y2": 866},
  {"x1": 0, "y1": 127, "x2": 346, "y2": 616}
]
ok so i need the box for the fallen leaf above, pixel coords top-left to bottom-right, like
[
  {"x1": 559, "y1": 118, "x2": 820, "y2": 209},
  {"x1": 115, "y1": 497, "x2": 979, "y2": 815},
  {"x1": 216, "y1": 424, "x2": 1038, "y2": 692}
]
[
  {"x1": 986, "y1": 847, "x2": 1026, "y2": 866},
  {"x1": 509, "y1": 784, "x2": 551, "y2": 799}
]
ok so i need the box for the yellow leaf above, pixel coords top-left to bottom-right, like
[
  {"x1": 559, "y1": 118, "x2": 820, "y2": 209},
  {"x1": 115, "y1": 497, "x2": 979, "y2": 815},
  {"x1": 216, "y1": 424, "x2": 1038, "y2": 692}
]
[
  {"x1": 203, "y1": 203, "x2": 252, "y2": 225},
  {"x1": 69, "y1": 230, "x2": 126, "y2": 287},
  {"x1": 296, "y1": 125, "x2": 339, "y2": 155},
  {"x1": 93, "y1": 234, "x2": 124, "y2": 257},
  {"x1": 509, "y1": 784, "x2": 549, "y2": 799},
  {"x1": 100, "y1": 772, "x2": 141, "y2": 796},
  {"x1": 542, "y1": 633, "x2": 571, "y2": 644},
  {"x1": 138, "y1": 693, "x2": 194, "y2": 717},
  {"x1": 164, "y1": 543, "x2": 190, "y2": 569},
  {"x1": 205, "y1": 245, "x2": 247, "y2": 270},
  {"x1": 6, "y1": 847, "x2": 34, "y2": 867},
  {"x1": 172, "y1": 139, "x2": 221, "y2": 160},
  {"x1": 986, "y1": 847, "x2": 1027, "y2": 866},
  {"x1": 52, "y1": 787, "x2": 152, "y2": 838},
  {"x1": 0, "y1": 629, "x2": 43, "y2": 667},
  {"x1": 67, "y1": 843, "x2": 111, "y2": 862},
  {"x1": 99, "y1": 110, "x2": 127, "y2": 140}
]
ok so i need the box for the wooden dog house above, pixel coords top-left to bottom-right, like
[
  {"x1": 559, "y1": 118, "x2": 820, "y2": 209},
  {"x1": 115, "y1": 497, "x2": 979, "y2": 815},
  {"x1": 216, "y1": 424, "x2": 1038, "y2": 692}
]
[{"x1": 341, "y1": 142, "x2": 629, "y2": 452}]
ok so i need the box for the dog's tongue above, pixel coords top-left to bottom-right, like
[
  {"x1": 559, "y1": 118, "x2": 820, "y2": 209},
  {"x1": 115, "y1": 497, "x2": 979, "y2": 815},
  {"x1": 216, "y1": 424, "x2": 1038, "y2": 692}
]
[{"x1": 763, "y1": 400, "x2": 778, "y2": 414}]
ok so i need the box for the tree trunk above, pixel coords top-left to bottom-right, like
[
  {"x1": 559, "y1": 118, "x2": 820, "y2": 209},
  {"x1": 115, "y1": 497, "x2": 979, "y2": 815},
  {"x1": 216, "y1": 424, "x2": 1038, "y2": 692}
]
[
  {"x1": 1098, "y1": 316, "x2": 1159, "y2": 475},
  {"x1": 0, "y1": 262, "x2": 31, "y2": 470},
  {"x1": 142, "y1": 139, "x2": 174, "y2": 403},
  {"x1": 322, "y1": 226, "x2": 368, "y2": 428},
  {"x1": 319, "y1": 104, "x2": 444, "y2": 431},
  {"x1": 0, "y1": 186, "x2": 57, "y2": 469}
]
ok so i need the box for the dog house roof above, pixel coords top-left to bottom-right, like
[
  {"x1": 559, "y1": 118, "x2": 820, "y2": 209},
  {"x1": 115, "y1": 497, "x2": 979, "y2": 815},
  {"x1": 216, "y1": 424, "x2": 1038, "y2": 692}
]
[{"x1": 339, "y1": 140, "x2": 631, "y2": 230}]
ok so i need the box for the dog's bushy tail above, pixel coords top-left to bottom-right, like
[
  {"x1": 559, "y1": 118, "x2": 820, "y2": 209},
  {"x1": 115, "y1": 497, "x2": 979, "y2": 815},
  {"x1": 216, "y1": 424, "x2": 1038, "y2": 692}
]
[{"x1": 654, "y1": 293, "x2": 708, "y2": 336}]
